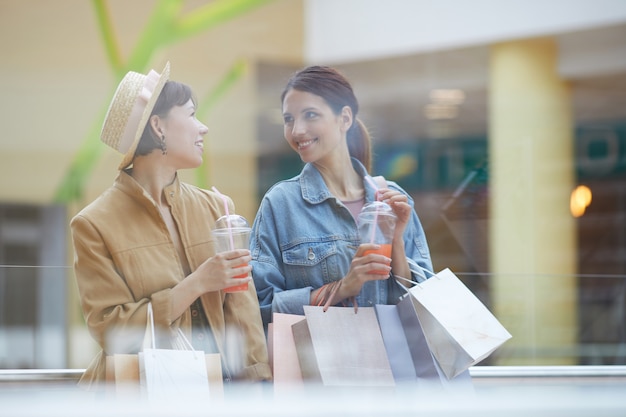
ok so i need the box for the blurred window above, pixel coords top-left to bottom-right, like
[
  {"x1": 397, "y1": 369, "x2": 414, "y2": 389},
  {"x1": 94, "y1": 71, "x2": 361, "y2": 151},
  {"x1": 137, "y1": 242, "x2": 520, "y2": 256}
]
[{"x1": 0, "y1": 204, "x2": 67, "y2": 369}]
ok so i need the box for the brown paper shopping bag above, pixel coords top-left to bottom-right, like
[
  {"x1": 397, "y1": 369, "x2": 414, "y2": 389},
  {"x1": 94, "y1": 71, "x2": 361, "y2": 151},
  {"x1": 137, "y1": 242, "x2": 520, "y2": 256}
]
[
  {"x1": 292, "y1": 306, "x2": 395, "y2": 387},
  {"x1": 403, "y1": 268, "x2": 512, "y2": 379}
]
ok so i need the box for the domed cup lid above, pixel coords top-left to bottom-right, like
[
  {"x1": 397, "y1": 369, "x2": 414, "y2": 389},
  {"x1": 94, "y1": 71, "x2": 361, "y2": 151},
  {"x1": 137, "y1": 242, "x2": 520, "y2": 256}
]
[
  {"x1": 358, "y1": 201, "x2": 396, "y2": 222},
  {"x1": 214, "y1": 214, "x2": 250, "y2": 230}
]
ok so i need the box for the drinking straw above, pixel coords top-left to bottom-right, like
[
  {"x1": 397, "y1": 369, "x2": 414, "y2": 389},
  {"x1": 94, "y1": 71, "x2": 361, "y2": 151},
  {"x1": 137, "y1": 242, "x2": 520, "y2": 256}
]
[
  {"x1": 212, "y1": 186, "x2": 235, "y2": 251},
  {"x1": 364, "y1": 175, "x2": 380, "y2": 199},
  {"x1": 363, "y1": 176, "x2": 381, "y2": 244}
]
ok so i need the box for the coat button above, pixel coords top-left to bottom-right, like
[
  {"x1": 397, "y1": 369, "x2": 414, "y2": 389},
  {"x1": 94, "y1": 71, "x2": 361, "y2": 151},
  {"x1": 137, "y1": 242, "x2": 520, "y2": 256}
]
[{"x1": 307, "y1": 248, "x2": 315, "y2": 261}]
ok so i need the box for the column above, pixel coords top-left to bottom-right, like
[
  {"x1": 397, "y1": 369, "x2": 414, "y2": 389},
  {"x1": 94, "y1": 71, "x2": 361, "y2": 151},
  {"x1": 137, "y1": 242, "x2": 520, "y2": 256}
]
[{"x1": 489, "y1": 37, "x2": 578, "y2": 365}]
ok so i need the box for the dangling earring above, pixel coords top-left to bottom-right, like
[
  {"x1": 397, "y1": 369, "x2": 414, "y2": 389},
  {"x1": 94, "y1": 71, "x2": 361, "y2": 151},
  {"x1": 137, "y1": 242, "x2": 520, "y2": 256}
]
[{"x1": 159, "y1": 134, "x2": 167, "y2": 155}]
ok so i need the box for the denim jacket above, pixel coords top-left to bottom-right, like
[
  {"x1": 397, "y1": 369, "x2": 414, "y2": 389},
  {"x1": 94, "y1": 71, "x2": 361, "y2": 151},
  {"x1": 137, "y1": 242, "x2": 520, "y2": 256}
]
[{"x1": 250, "y1": 158, "x2": 433, "y2": 328}]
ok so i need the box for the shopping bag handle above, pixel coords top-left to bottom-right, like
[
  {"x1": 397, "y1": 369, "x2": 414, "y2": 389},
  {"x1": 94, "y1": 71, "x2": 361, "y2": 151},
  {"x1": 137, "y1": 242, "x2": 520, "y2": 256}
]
[
  {"x1": 395, "y1": 274, "x2": 417, "y2": 288},
  {"x1": 395, "y1": 263, "x2": 439, "y2": 291},
  {"x1": 407, "y1": 260, "x2": 436, "y2": 281},
  {"x1": 147, "y1": 302, "x2": 157, "y2": 350},
  {"x1": 146, "y1": 302, "x2": 196, "y2": 351},
  {"x1": 174, "y1": 328, "x2": 196, "y2": 351},
  {"x1": 394, "y1": 275, "x2": 428, "y2": 295}
]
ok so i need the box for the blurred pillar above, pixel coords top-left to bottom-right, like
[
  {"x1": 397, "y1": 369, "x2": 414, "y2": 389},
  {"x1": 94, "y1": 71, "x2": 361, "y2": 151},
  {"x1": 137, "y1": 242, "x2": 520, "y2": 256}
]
[
  {"x1": 489, "y1": 38, "x2": 578, "y2": 365},
  {"x1": 206, "y1": 66, "x2": 258, "y2": 223}
]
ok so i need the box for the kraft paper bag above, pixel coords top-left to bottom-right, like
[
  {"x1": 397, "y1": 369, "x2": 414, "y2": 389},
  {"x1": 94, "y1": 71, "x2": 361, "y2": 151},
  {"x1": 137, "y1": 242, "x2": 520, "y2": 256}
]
[
  {"x1": 405, "y1": 268, "x2": 512, "y2": 379},
  {"x1": 292, "y1": 306, "x2": 395, "y2": 387},
  {"x1": 105, "y1": 353, "x2": 141, "y2": 397}
]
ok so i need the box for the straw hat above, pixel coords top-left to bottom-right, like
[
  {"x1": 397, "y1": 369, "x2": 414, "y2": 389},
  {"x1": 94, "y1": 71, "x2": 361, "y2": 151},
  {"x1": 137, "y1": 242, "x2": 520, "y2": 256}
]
[{"x1": 100, "y1": 62, "x2": 170, "y2": 169}]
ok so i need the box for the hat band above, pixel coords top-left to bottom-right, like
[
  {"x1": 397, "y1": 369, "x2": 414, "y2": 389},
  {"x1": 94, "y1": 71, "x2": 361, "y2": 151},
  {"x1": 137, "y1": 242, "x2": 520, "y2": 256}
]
[{"x1": 118, "y1": 69, "x2": 162, "y2": 154}]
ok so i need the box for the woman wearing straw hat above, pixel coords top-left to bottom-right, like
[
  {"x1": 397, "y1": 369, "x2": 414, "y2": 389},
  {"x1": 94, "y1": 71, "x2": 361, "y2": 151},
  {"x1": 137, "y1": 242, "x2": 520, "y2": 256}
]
[
  {"x1": 249, "y1": 66, "x2": 433, "y2": 330},
  {"x1": 70, "y1": 62, "x2": 271, "y2": 389}
]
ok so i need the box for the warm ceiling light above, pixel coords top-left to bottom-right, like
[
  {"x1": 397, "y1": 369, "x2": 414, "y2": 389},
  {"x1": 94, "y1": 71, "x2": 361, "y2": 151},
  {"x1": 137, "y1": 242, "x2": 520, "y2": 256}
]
[{"x1": 570, "y1": 185, "x2": 592, "y2": 217}]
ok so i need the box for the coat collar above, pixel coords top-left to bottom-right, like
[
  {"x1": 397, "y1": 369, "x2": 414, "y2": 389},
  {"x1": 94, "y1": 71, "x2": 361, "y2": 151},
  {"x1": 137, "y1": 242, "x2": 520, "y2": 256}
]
[{"x1": 115, "y1": 169, "x2": 181, "y2": 207}]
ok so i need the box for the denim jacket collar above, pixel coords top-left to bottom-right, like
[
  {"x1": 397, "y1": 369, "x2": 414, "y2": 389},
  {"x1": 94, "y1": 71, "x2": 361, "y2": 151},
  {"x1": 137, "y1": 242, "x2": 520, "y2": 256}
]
[{"x1": 299, "y1": 158, "x2": 377, "y2": 204}]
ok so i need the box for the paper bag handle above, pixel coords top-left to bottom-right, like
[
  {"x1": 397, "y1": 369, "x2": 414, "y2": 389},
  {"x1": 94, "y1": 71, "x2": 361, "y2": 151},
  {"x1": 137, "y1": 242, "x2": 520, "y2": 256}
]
[
  {"x1": 147, "y1": 302, "x2": 157, "y2": 350},
  {"x1": 145, "y1": 302, "x2": 196, "y2": 351},
  {"x1": 394, "y1": 265, "x2": 438, "y2": 292},
  {"x1": 407, "y1": 259, "x2": 436, "y2": 281}
]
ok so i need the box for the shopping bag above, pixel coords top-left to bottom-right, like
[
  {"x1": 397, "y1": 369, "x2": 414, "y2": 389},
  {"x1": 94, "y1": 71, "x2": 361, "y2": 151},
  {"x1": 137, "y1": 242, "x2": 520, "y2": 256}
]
[
  {"x1": 404, "y1": 268, "x2": 512, "y2": 379},
  {"x1": 376, "y1": 297, "x2": 474, "y2": 392},
  {"x1": 107, "y1": 352, "x2": 223, "y2": 400},
  {"x1": 139, "y1": 347, "x2": 209, "y2": 401},
  {"x1": 374, "y1": 303, "x2": 419, "y2": 382},
  {"x1": 138, "y1": 302, "x2": 210, "y2": 402},
  {"x1": 106, "y1": 303, "x2": 223, "y2": 401},
  {"x1": 269, "y1": 313, "x2": 306, "y2": 394},
  {"x1": 106, "y1": 353, "x2": 141, "y2": 396},
  {"x1": 292, "y1": 305, "x2": 395, "y2": 387}
]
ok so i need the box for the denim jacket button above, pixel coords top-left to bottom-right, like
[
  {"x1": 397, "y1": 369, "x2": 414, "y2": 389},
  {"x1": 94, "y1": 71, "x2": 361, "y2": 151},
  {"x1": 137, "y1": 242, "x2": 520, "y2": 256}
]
[{"x1": 307, "y1": 248, "x2": 316, "y2": 261}]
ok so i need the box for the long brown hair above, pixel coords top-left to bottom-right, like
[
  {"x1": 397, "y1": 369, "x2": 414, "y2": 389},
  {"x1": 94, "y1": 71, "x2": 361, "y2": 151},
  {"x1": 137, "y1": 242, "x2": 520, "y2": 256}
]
[{"x1": 281, "y1": 66, "x2": 372, "y2": 172}]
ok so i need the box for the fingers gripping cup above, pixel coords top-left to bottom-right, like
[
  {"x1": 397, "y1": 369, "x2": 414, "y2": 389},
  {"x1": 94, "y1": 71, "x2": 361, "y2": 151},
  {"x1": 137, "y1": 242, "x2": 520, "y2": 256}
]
[
  {"x1": 357, "y1": 201, "x2": 397, "y2": 275},
  {"x1": 212, "y1": 214, "x2": 251, "y2": 293}
]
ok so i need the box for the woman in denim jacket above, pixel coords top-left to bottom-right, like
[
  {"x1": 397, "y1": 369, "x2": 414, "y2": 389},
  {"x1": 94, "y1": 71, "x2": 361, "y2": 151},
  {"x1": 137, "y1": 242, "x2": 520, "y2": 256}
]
[{"x1": 250, "y1": 66, "x2": 433, "y2": 329}]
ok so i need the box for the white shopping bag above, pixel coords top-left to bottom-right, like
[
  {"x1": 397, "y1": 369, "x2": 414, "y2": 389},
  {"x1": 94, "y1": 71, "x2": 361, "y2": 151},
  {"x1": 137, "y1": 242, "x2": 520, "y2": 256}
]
[
  {"x1": 403, "y1": 268, "x2": 512, "y2": 379},
  {"x1": 139, "y1": 348, "x2": 209, "y2": 401},
  {"x1": 138, "y1": 303, "x2": 210, "y2": 402}
]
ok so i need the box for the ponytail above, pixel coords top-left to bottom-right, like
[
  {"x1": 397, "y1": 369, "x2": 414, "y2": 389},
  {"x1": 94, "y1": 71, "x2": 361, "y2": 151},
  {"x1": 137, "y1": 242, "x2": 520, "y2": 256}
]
[{"x1": 347, "y1": 118, "x2": 372, "y2": 172}]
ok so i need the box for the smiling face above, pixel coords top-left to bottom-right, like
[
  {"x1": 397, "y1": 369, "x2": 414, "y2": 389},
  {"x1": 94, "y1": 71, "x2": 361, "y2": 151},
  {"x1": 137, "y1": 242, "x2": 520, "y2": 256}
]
[
  {"x1": 282, "y1": 89, "x2": 352, "y2": 166},
  {"x1": 152, "y1": 99, "x2": 208, "y2": 170}
]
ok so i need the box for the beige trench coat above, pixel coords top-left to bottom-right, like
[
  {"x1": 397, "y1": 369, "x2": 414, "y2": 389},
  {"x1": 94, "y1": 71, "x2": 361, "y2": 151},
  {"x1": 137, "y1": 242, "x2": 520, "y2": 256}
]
[{"x1": 70, "y1": 171, "x2": 271, "y2": 389}]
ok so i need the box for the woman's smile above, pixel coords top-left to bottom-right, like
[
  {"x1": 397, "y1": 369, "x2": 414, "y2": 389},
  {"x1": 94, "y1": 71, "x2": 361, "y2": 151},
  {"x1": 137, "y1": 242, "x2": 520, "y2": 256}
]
[{"x1": 296, "y1": 137, "x2": 318, "y2": 150}]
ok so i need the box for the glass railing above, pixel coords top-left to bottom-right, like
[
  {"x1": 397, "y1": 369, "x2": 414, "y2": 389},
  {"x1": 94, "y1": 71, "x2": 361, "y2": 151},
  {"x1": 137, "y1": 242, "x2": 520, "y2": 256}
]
[
  {"x1": 1, "y1": 265, "x2": 625, "y2": 415},
  {"x1": 1, "y1": 265, "x2": 625, "y2": 370}
]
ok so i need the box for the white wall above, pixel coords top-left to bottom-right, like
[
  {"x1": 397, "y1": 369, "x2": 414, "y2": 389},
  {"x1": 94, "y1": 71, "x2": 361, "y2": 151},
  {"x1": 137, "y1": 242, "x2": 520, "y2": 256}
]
[{"x1": 305, "y1": 0, "x2": 626, "y2": 64}]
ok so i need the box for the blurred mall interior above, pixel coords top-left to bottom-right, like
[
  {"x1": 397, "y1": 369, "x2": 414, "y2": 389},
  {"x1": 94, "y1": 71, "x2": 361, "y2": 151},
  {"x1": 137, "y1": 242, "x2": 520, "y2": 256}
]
[{"x1": 0, "y1": 0, "x2": 625, "y2": 385}]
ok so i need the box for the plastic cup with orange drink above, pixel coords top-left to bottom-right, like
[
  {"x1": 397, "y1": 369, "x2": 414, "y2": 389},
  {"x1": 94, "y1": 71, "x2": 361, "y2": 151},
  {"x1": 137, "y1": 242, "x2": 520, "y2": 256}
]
[
  {"x1": 357, "y1": 201, "x2": 396, "y2": 275},
  {"x1": 212, "y1": 214, "x2": 251, "y2": 292}
]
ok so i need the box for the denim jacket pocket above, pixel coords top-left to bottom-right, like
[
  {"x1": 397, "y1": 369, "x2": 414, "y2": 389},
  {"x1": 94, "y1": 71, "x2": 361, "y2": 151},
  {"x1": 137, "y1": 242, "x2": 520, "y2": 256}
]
[
  {"x1": 283, "y1": 240, "x2": 337, "y2": 265},
  {"x1": 282, "y1": 240, "x2": 338, "y2": 287}
]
